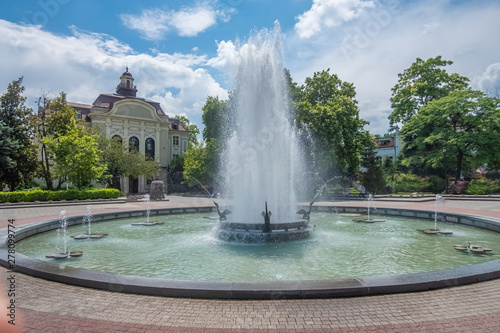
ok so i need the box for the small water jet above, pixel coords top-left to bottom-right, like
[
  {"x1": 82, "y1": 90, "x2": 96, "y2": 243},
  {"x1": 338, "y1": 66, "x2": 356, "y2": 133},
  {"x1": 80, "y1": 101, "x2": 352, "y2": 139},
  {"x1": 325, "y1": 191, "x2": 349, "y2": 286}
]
[
  {"x1": 46, "y1": 210, "x2": 84, "y2": 259},
  {"x1": 132, "y1": 194, "x2": 164, "y2": 226},
  {"x1": 72, "y1": 205, "x2": 108, "y2": 239},
  {"x1": 418, "y1": 194, "x2": 453, "y2": 235},
  {"x1": 353, "y1": 194, "x2": 386, "y2": 223}
]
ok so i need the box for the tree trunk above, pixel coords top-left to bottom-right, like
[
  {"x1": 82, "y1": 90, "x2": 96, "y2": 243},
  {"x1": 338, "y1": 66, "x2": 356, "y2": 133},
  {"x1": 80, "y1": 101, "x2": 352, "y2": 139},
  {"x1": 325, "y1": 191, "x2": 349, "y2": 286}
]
[
  {"x1": 456, "y1": 149, "x2": 464, "y2": 180},
  {"x1": 55, "y1": 177, "x2": 65, "y2": 191},
  {"x1": 40, "y1": 144, "x2": 53, "y2": 190}
]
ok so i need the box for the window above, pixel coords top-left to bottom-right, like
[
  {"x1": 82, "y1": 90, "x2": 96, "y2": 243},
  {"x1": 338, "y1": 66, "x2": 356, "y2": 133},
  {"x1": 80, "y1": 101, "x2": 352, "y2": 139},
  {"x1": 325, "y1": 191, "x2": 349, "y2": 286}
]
[
  {"x1": 173, "y1": 136, "x2": 179, "y2": 146},
  {"x1": 129, "y1": 136, "x2": 139, "y2": 152},
  {"x1": 145, "y1": 138, "x2": 155, "y2": 160},
  {"x1": 127, "y1": 80, "x2": 130, "y2": 88},
  {"x1": 112, "y1": 135, "x2": 122, "y2": 144}
]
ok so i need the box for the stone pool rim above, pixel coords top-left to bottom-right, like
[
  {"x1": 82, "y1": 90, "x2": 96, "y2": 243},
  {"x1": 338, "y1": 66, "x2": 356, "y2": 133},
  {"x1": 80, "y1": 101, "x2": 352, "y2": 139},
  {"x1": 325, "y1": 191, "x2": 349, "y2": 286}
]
[{"x1": 1, "y1": 205, "x2": 500, "y2": 300}]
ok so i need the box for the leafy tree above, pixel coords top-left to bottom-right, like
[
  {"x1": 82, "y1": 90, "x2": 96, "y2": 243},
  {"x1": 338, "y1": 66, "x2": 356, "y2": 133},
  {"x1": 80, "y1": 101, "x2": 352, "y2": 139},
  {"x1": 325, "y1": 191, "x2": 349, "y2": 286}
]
[
  {"x1": 401, "y1": 89, "x2": 500, "y2": 180},
  {"x1": 98, "y1": 136, "x2": 160, "y2": 190},
  {"x1": 389, "y1": 56, "x2": 469, "y2": 126},
  {"x1": 0, "y1": 78, "x2": 38, "y2": 189},
  {"x1": 360, "y1": 147, "x2": 386, "y2": 194},
  {"x1": 183, "y1": 140, "x2": 219, "y2": 188},
  {"x1": 32, "y1": 92, "x2": 79, "y2": 190},
  {"x1": 182, "y1": 95, "x2": 233, "y2": 188},
  {"x1": 167, "y1": 155, "x2": 184, "y2": 172},
  {"x1": 43, "y1": 127, "x2": 107, "y2": 189},
  {"x1": 0, "y1": 123, "x2": 19, "y2": 184},
  {"x1": 296, "y1": 69, "x2": 374, "y2": 175},
  {"x1": 201, "y1": 96, "x2": 232, "y2": 142},
  {"x1": 284, "y1": 67, "x2": 303, "y2": 113}
]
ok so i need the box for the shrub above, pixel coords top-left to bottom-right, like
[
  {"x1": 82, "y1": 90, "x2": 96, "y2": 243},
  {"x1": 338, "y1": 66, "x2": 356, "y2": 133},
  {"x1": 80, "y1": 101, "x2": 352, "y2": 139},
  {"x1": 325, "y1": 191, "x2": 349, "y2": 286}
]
[
  {"x1": 391, "y1": 173, "x2": 430, "y2": 193},
  {"x1": 448, "y1": 180, "x2": 468, "y2": 194},
  {"x1": 427, "y1": 175, "x2": 445, "y2": 193},
  {"x1": 466, "y1": 178, "x2": 500, "y2": 195},
  {"x1": 0, "y1": 188, "x2": 122, "y2": 203}
]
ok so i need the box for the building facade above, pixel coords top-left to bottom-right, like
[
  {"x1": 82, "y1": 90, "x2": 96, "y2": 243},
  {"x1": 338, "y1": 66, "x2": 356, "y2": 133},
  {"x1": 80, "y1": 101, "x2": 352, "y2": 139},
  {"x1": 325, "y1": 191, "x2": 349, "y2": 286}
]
[
  {"x1": 69, "y1": 68, "x2": 189, "y2": 194},
  {"x1": 374, "y1": 127, "x2": 401, "y2": 163}
]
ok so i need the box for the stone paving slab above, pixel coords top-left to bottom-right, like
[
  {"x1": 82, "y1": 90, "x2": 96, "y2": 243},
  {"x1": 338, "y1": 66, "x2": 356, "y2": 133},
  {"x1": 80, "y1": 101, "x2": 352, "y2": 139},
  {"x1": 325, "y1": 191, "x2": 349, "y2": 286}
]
[
  {"x1": 2, "y1": 267, "x2": 500, "y2": 332},
  {"x1": 1, "y1": 196, "x2": 500, "y2": 332}
]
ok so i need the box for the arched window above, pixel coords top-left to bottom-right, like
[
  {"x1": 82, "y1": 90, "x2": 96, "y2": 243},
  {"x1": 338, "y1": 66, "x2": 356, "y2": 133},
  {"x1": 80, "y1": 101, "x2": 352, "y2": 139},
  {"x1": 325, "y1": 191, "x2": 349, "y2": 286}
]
[
  {"x1": 145, "y1": 138, "x2": 155, "y2": 160},
  {"x1": 112, "y1": 135, "x2": 122, "y2": 144},
  {"x1": 127, "y1": 80, "x2": 130, "y2": 88},
  {"x1": 129, "y1": 136, "x2": 139, "y2": 152}
]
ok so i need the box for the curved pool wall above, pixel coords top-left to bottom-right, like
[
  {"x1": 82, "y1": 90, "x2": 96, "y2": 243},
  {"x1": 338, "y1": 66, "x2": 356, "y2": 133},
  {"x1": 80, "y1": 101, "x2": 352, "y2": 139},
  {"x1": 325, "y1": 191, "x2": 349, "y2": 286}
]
[{"x1": 2, "y1": 205, "x2": 500, "y2": 300}]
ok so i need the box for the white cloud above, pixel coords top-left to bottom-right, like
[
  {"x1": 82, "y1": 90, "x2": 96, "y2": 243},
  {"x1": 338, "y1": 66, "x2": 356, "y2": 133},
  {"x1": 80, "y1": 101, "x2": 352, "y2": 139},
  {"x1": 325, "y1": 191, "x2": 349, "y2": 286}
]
[
  {"x1": 170, "y1": 6, "x2": 217, "y2": 37},
  {"x1": 472, "y1": 63, "x2": 500, "y2": 96},
  {"x1": 0, "y1": 19, "x2": 226, "y2": 129},
  {"x1": 121, "y1": 2, "x2": 236, "y2": 40},
  {"x1": 121, "y1": 9, "x2": 171, "y2": 41},
  {"x1": 295, "y1": 0, "x2": 375, "y2": 38},
  {"x1": 206, "y1": 40, "x2": 239, "y2": 77},
  {"x1": 288, "y1": 0, "x2": 500, "y2": 134}
]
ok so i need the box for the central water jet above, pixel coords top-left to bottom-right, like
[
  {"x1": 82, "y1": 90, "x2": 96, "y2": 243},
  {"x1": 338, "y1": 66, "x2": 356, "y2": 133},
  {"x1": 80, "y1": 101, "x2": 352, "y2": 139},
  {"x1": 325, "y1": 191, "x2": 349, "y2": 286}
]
[{"x1": 215, "y1": 22, "x2": 312, "y2": 242}]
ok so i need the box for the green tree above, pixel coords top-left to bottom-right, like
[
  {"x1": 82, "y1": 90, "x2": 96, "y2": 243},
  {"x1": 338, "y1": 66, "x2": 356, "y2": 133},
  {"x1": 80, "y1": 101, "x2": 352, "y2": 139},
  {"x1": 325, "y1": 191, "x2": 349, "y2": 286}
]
[
  {"x1": 43, "y1": 127, "x2": 108, "y2": 189},
  {"x1": 360, "y1": 147, "x2": 386, "y2": 194},
  {"x1": 389, "y1": 56, "x2": 469, "y2": 126},
  {"x1": 183, "y1": 140, "x2": 219, "y2": 188},
  {"x1": 296, "y1": 69, "x2": 373, "y2": 175},
  {"x1": 401, "y1": 89, "x2": 500, "y2": 180},
  {"x1": 0, "y1": 78, "x2": 38, "y2": 189},
  {"x1": 0, "y1": 123, "x2": 20, "y2": 185},
  {"x1": 201, "y1": 96, "x2": 232, "y2": 142},
  {"x1": 98, "y1": 136, "x2": 160, "y2": 190},
  {"x1": 32, "y1": 92, "x2": 79, "y2": 190},
  {"x1": 284, "y1": 67, "x2": 303, "y2": 114},
  {"x1": 182, "y1": 95, "x2": 233, "y2": 188}
]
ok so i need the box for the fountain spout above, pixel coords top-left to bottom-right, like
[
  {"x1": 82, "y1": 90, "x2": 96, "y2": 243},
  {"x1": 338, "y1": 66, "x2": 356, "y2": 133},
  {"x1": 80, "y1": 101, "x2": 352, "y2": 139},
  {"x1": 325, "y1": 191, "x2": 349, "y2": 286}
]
[
  {"x1": 214, "y1": 201, "x2": 231, "y2": 221},
  {"x1": 262, "y1": 202, "x2": 272, "y2": 233},
  {"x1": 297, "y1": 201, "x2": 314, "y2": 221}
]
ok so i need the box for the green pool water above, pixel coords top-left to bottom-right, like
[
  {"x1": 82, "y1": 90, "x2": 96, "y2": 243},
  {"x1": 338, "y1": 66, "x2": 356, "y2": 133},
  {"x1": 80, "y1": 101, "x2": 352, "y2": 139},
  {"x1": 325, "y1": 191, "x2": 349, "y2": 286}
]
[{"x1": 16, "y1": 212, "x2": 500, "y2": 282}]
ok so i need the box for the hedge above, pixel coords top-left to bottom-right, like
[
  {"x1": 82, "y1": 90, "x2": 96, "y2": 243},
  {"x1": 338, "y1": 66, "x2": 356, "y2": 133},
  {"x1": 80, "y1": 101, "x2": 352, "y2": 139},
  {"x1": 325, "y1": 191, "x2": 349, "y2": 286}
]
[
  {"x1": 466, "y1": 178, "x2": 500, "y2": 195},
  {"x1": 0, "y1": 189, "x2": 122, "y2": 203}
]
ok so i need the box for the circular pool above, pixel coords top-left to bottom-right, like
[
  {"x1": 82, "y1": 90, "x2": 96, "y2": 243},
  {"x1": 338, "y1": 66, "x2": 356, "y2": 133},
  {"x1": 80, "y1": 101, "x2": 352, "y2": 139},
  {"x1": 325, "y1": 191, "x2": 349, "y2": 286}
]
[
  {"x1": 15, "y1": 212, "x2": 500, "y2": 281},
  {"x1": 3, "y1": 206, "x2": 500, "y2": 299}
]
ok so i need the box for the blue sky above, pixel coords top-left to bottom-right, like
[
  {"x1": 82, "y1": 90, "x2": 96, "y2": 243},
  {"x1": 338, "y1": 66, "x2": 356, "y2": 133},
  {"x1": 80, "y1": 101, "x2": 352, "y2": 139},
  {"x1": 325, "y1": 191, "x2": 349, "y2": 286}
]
[{"x1": 1, "y1": 0, "x2": 500, "y2": 136}]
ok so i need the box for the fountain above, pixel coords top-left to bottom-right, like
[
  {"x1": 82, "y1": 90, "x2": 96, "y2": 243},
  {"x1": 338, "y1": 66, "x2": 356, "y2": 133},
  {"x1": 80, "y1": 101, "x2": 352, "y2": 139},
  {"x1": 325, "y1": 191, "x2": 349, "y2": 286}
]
[
  {"x1": 214, "y1": 22, "x2": 312, "y2": 242},
  {"x1": 418, "y1": 194, "x2": 453, "y2": 235},
  {"x1": 353, "y1": 194, "x2": 386, "y2": 223},
  {"x1": 132, "y1": 194, "x2": 164, "y2": 226},
  {"x1": 4, "y1": 23, "x2": 500, "y2": 300},
  {"x1": 46, "y1": 211, "x2": 83, "y2": 259},
  {"x1": 72, "y1": 205, "x2": 108, "y2": 239}
]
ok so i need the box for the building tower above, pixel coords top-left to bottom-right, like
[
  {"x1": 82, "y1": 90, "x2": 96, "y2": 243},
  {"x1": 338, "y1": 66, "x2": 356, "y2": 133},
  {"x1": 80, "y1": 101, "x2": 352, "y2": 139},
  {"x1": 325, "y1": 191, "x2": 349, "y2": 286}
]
[{"x1": 116, "y1": 67, "x2": 138, "y2": 97}]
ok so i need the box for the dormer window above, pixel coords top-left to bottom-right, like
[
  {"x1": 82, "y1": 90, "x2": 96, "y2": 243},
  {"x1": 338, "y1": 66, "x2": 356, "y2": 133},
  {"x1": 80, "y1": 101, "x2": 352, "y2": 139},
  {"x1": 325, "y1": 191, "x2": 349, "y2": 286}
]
[{"x1": 172, "y1": 122, "x2": 178, "y2": 130}]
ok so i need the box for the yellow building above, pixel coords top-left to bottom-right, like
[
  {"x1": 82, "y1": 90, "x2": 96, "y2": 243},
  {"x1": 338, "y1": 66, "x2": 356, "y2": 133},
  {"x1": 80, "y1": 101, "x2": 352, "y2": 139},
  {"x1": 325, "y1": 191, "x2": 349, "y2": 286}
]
[{"x1": 68, "y1": 68, "x2": 189, "y2": 194}]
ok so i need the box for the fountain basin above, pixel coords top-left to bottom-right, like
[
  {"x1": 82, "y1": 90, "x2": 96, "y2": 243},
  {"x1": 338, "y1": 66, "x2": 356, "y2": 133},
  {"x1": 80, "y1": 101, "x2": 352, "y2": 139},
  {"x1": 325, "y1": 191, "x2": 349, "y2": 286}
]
[
  {"x1": 2, "y1": 205, "x2": 500, "y2": 299},
  {"x1": 216, "y1": 220, "x2": 313, "y2": 242}
]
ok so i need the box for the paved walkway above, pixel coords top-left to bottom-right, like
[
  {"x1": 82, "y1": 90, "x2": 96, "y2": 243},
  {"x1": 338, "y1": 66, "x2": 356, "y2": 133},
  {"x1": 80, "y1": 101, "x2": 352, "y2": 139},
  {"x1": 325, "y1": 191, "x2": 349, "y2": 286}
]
[{"x1": 1, "y1": 196, "x2": 500, "y2": 332}]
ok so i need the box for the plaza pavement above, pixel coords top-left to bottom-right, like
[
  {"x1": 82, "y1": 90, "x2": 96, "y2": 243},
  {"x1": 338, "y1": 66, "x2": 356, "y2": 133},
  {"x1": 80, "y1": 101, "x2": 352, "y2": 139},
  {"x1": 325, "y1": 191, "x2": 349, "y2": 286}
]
[{"x1": 1, "y1": 195, "x2": 500, "y2": 332}]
